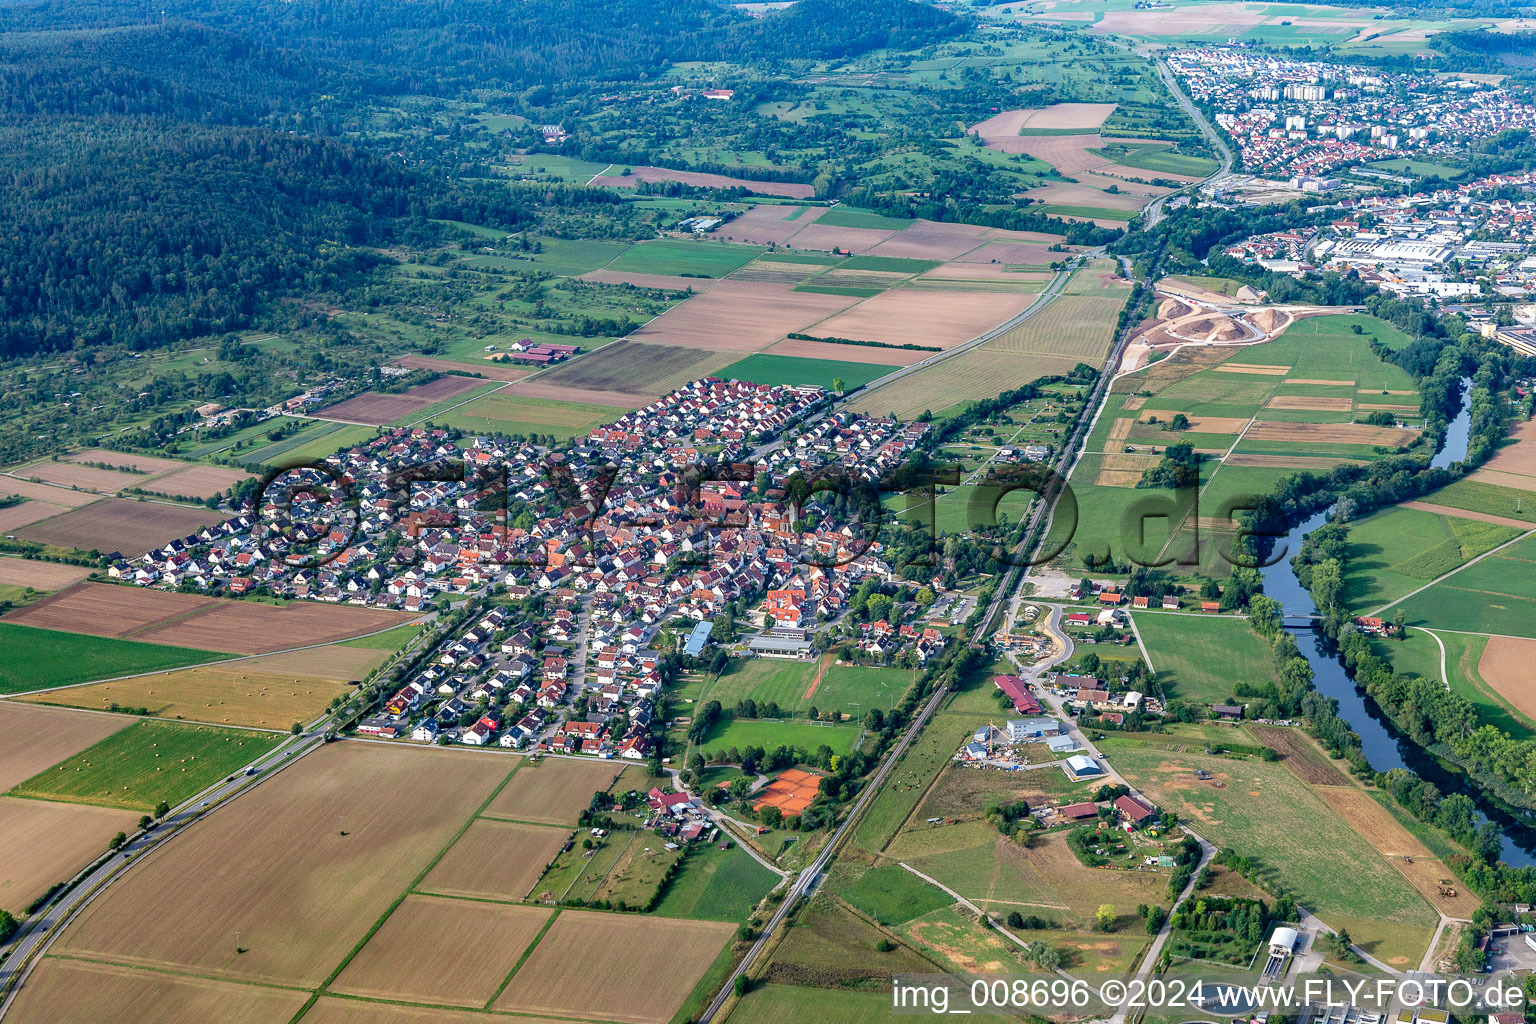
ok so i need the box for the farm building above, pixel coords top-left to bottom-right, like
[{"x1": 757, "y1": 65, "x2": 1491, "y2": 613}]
[
  {"x1": 1114, "y1": 794, "x2": 1157, "y2": 827},
  {"x1": 1059, "y1": 801, "x2": 1099, "y2": 820},
  {"x1": 1062, "y1": 754, "x2": 1104, "y2": 782}
]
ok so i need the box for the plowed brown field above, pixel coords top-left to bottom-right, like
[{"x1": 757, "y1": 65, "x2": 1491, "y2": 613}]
[
  {"x1": 0, "y1": 702, "x2": 130, "y2": 789},
  {"x1": 1479, "y1": 636, "x2": 1536, "y2": 720},
  {"x1": 55, "y1": 742, "x2": 513, "y2": 987},
  {"x1": 0, "y1": 958, "x2": 309, "y2": 1024},
  {"x1": 421, "y1": 818, "x2": 573, "y2": 901},
  {"x1": 483, "y1": 758, "x2": 622, "y2": 826}
]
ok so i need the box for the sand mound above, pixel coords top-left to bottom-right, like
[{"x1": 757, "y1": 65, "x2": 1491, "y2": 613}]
[
  {"x1": 1157, "y1": 298, "x2": 1191, "y2": 320},
  {"x1": 1235, "y1": 285, "x2": 1266, "y2": 303},
  {"x1": 1251, "y1": 308, "x2": 1285, "y2": 332}
]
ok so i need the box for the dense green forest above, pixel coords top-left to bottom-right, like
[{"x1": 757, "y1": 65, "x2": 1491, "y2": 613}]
[{"x1": 0, "y1": 0, "x2": 964, "y2": 96}]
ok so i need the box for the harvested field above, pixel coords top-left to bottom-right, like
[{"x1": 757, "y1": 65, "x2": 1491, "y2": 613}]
[
  {"x1": 55, "y1": 742, "x2": 512, "y2": 986},
  {"x1": 921, "y1": 264, "x2": 1053, "y2": 284},
  {"x1": 1265, "y1": 395, "x2": 1354, "y2": 412},
  {"x1": 483, "y1": 757, "x2": 622, "y2": 825},
  {"x1": 493, "y1": 912, "x2": 735, "y2": 1024},
  {"x1": 390, "y1": 355, "x2": 531, "y2": 382},
  {"x1": 777, "y1": 221, "x2": 898, "y2": 254},
  {"x1": 1025, "y1": 182, "x2": 1145, "y2": 213},
  {"x1": 0, "y1": 476, "x2": 102, "y2": 506},
  {"x1": 0, "y1": 556, "x2": 90, "y2": 591},
  {"x1": 764, "y1": 337, "x2": 919, "y2": 366},
  {"x1": 318, "y1": 376, "x2": 483, "y2": 425},
  {"x1": 970, "y1": 103, "x2": 1116, "y2": 136},
  {"x1": 333, "y1": 895, "x2": 552, "y2": 1006},
  {"x1": 807, "y1": 267, "x2": 910, "y2": 290},
  {"x1": 501, "y1": 381, "x2": 645, "y2": 408},
  {"x1": 1247, "y1": 421, "x2": 1418, "y2": 446},
  {"x1": 0, "y1": 958, "x2": 309, "y2": 1024},
  {"x1": 130, "y1": 598, "x2": 416, "y2": 654},
  {"x1": 1214, "y1": 363, "x2": 1288, "y2": 376},
  {"x1": 534, "y1": 342, "x2": 732, "y2": 399},
  {"x1": 7, "y1": 582, "x2": 415, "y2": 653},
  {"x1": 0, "y1": 796, "x2": 140, "y2": 908},
  {"x1": 1312, "y1": 786, "x2": 1481, "y2": 918},
  {"x1": 710, "y1": 203, "x2": 825, "y2": 245},
  {"x1": 5, "y1": 583, "x2": 216, "y2": 638},
  {"x1": 591, "y1": 165, "x2": 812, "y2": 198},
  {"x1": 143, "y1": 464, "x2": 253, "y2": 499},
  {"x1": 861, "y1": 221, "x2": 1046, "y2": 262},
  {"x1": 630, "y1": 280, "x2": 856, "y2": 353},
  {"x1": 14, "y1": 498, "x2": 224, "y2": 556},
  {"x1": 1224, "y1": 453, "x2": 1365, "y2": 469},
  {"x1": 18, "y1": 460, "x2": 145, "y2": 492},
  {"x1": 421, "y1": 817, "x2": 572, "y2": 901},
  {"x1": 1137, "y1": 411, "x2": 1250, "y2": 434},
  {"x1": 811, "y1": 288, "x2": 1034, "y2": 349},
  {"x1": 1480, "y1": 636, "x2": 1536, "y2": 722},
  {"x1": 581, "y1": 269, "x2": 716, "y2": 291},
  {"x1": 299, "y1": 1001, "x2": 559, "y2": 1024},
  {"x1": 1357, "y1": 403, "x2": 1419, "y2": 413},
  {"x1": 1247, "y1": 726, "x2": 1348, "y2": 785},
  {"x1": 29, "y1": 644, "x2": 389, "y2": 728},
  {"x1": 956, "y1": 241, "x2": 1071, "y2": 266},
  {"x1": 63, "y1": 451, "x2": 185, "y2": 475},
  {"x1": 1095, "y1": 453, "x2": 1156, "y2": 487},
  {"x1": 0, "y1": 499, "x2": 70, "y2": 532},
  {"x1": 0, "y1": 701, "x2": 130, "y2": 790},
  {"x1": 1398, "y1": 501, "x2": 1535, "y2": 531},
  {"x1": 1288, "y1": 378, "x2": 1354, "y2": 386},
  {"x1": 1468, "y1": 419, "x2": 1536, "y2": 491}
]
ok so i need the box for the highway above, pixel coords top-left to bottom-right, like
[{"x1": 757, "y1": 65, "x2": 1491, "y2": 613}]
[{"x1": 1141, "y1": 58, "x2": 1235, "y2": 229}]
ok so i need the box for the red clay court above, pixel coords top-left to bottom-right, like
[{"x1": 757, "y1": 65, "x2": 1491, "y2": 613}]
[{"x1": 752, "y1": 768, "x2": 823, "y2": 816}]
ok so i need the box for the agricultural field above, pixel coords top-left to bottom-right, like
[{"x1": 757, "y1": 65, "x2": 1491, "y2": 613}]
[
  {"x1": 1339, "y1": 506, "x2": 1526, "y2": 611},
  {"x1": 3, "y1": 582, "x2": 417, "y2": 655},
  {"x1": 418, "y1": 817, "x2": 573, "y2": 901},
  {"x1": 852, "y1": 263, "x2": 1127, "y2": 420},
  {"x1": 491, "y1": 911, "x2": 736, "y2": 1023},
  {"x1": 317, "y1": 375, "x2": 492, "y2": 427},
  {"x1": 718, "y1": 353, "x2": 891, "y2": 391},
  {"x1": 7, "y1": 720, "x2": 284, "y2": 812},
  {"x1": 22, "y1": 643, "x2": 390, "y2": 728},
  {"x1": 482, "y1": 756, "x2": 621, "y2": 825},
  {"x1": 433, "y1": 389, "x2": 619, "y2": 438},
  {"x1": 629, "y1": 280, "x2": 858, "y2": 353},
  {"x1": 1393, "y1": 531, "x2": 1536, "y2": 638},
  {"x1": 0, "y1": 702, "x2": 131, "y2": 790},
  {"x1": 0, "y1": 796, "x2": 141, "y2": 916},
  {"x1": 0, "y1": 623, "x2": 230, "y2": 694},
  {"x1": 0, "y1": 958, "x2": 312, "y2": 1024},
  {"x1": 652, "y1": 842, "x2": 779, "y2": 922},
  {"x1": 331, "y1": 895, "x2": 553, "y2": 1007},
  {"x1": 54, "y1": 742, "x2": 512, "y2": 987},
  {"x1": 1131, "y1": 612, "x2": 1279, "y2": 704},
  {"x1": 1105, "y1": 743, "x2": 1438, "y2": 966},
  {"x1": 604, "y1": 238, "x2": 765, "y2": 278},
  {"x1": 530, "y1": 341, "x2": 732, "y2": 400},
  {"x1": 14, "y1": 497, "x2": 227, "y2": 557},
  {"x1": 827, "y1": 860, "x2": 955, "y2": 927},
  {"x1": 852, "y1": 710, "x2": 1003, "y2": 853},
  {"x1": 237, "y1": 422, "x2": 380, "y2": 469}
]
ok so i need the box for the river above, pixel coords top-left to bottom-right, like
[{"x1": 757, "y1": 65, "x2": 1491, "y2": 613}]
[{"x1": 1255, "y1": 381, "x2": 1536, "y2": 866}]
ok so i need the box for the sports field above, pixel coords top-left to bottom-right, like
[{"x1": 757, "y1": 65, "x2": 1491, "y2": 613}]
[
  {"x1": 699, "y1": 658, "x2": 915, "y2": 718},
  {"x1": 695, "y1": 715, "x2": 861, "y2": 757},
  {"x1": 0, "y1": 623, "x2": 230, "y2": 694},
  {"x1": 7, "y1": 720, "x2": 284, "y2": 812},
  {"x1": 1131, "y1": 612, "x2": 1277, "y2": 704}
]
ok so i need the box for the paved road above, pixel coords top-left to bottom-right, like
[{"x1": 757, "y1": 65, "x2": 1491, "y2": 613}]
[{"x1": 1141, "y1": 58, "x2": 1234, "y2": 229}]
